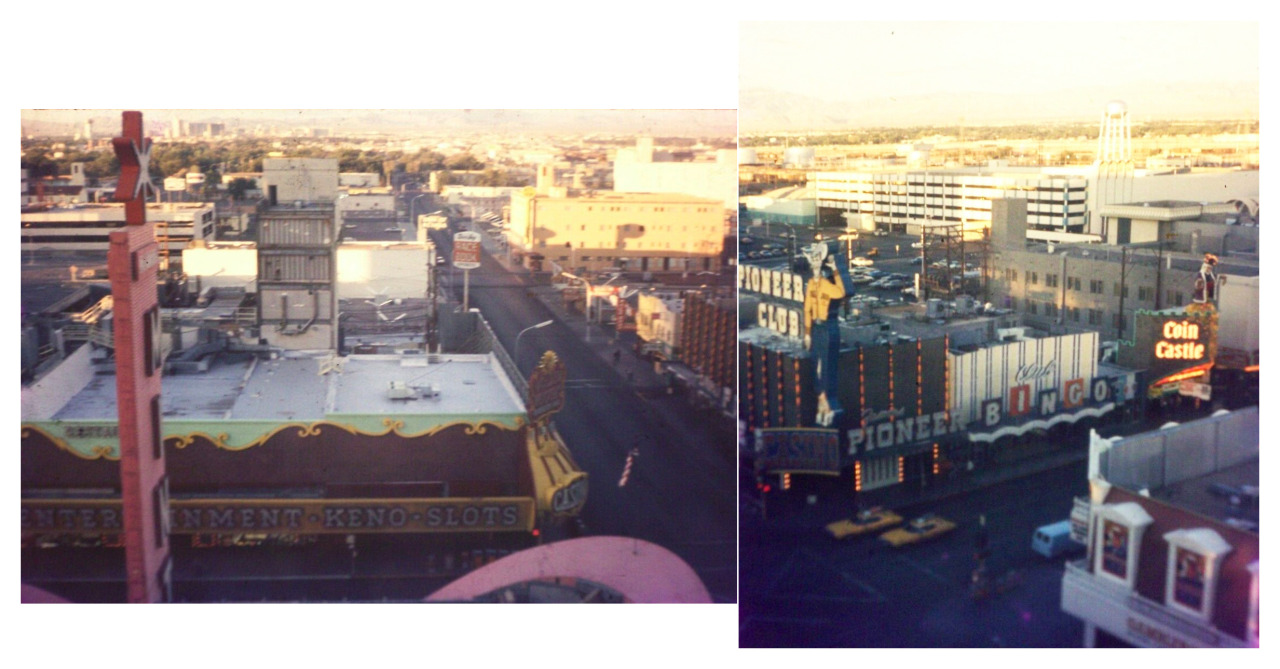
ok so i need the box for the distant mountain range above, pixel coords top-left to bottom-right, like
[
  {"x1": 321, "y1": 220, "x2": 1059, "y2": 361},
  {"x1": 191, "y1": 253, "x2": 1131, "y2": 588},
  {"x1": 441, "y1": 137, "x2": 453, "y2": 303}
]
[
  {"x1": 740, "y1": 80, "x2": 1259, "y2": 133},
  {"x1": 21, "y1": 109, "x2": 737, "y2": 139}
]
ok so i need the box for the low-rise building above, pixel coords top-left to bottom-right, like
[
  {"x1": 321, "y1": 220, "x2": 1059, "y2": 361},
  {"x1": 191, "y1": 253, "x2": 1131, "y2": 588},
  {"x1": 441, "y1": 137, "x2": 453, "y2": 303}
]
[{"x1": 1062, "y1": 408, "x2": 1259, "y2": 647}]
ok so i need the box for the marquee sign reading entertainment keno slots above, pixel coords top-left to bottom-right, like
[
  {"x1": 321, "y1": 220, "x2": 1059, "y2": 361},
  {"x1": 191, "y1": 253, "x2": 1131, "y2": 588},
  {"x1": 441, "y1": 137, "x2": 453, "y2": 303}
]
[{"x1": 21, "y1": 498, "x2": 537, "y2": 535}]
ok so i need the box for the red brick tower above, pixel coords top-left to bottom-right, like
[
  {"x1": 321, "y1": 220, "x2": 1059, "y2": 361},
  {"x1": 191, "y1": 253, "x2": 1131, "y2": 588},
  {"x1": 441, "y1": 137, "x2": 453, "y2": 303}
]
[{"x1": 107, "y1": 111, "x2": 171, "y2": 602}]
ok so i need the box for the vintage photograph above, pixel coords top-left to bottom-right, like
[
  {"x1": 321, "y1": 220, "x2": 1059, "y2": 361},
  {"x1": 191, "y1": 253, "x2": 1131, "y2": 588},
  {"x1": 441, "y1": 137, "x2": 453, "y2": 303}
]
[
  {"x1": 20, "y1": 108, "x2": 738, "y2": 604},
  {"x1": 736, "y1": 21, "x2": 1259, "y2": 648}
]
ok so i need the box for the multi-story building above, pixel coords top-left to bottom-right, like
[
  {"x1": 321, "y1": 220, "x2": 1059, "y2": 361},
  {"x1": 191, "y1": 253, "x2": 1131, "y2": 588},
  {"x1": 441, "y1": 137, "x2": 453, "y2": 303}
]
[
  {"x1": 814, "y1": 168, "x2": 1089, "y2": 236},
  {"x1": 507, "y1": 190, "x2": 725, "y2": 274},
  {"x1": 613, "y1": 137, "x2": 737, "y2": 211},
  {"x1": 262, "y1": 158, "x2": 339, "y2": 204},
  {"x1": 255, "y1": 203, "x2": 339, "y2": 350},
  {"x1": 635, "y1": 290, "x2": 685, "y2": 361},
  {"x1": 679, "y1": 291, "x2": 736, "y2": 409},
  {"x1": 739, "y1": 256, "x2": 1137, "y2": 501},
  {"x1": 814, "y1": 167, "x2": 1258, "y2": 240},
  {"x1": 1061, "y1": 408, "x2": 1259, "y2": 647},
  {"x1": 986, "y1": 199, "x2": 1259, "y2": 351},
  {"x1": 440, "y1": 186, "x2": 522, "y2": 219},
  {"x1": 21, "y1": 202, "x2": 217, "y2": 262}
]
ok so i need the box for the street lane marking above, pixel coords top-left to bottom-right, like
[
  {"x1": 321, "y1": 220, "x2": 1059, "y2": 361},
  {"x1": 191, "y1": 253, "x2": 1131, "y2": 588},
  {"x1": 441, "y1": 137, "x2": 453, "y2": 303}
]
[{"x1": 891, "y1": 553, "x2": 950, "y2": 585}]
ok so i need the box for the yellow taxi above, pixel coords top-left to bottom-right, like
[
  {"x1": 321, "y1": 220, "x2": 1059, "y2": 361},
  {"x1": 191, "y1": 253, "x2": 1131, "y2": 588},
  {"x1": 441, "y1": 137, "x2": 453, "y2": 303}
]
[
  {"x1": 826, "y1": 507, "x2": 903, "y2": 540},
  {"x1": 878, "y1": 513, "x2": 957, "y2": 548}
]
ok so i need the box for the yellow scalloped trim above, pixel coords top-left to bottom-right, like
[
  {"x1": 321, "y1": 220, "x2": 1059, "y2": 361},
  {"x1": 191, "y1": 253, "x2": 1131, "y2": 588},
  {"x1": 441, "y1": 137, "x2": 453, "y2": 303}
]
[
  {"x1": 168, "y1": 418, "x2": 525, "y2": 452},
  {"x1": 20, "y1": 425, "x2": 120, "y2": 461}
]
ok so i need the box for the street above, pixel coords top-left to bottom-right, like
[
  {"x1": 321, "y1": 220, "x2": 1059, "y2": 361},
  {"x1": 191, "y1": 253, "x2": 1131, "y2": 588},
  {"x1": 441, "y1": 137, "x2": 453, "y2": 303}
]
[
  {"x1": 739, "y1": 458, "x2": 1090, "y2": 647},
  {"x1": 430, "y1": 221, "x2": 739, "y2": 603}
]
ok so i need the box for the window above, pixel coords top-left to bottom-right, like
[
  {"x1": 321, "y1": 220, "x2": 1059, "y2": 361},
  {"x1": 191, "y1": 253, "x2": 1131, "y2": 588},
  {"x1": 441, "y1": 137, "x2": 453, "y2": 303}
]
[
  {"x1": 1114, "y1": 282, "x2": 1128, "y2": 298},
  {"x1": 1046, "y1": 273, "x2": 1058, "y2": 288},
  {"x1": 152, "y1": 477, "x2": 170, "y2": 549},
  {"x1": 1090, "y1": 279, "x2": 1104, "y2": 295},
  {"x1": 1028, "y1": 300, "x2": 1038, "y2": 315},
  {"x1": 1009, "y1": 268, "x2": 1018, "y2": 282},
  {"x1": 1069, "y1": 306, "x2": 1080, "y2": 322},
  {"x1": 1138, "y1": 286, "x2": 1153, "y2": 302},
  {"x1": 1067, "y1": 276, "x2": 1081, "y2": 291},
  {"x1": 1029, "y1": 271, "x2": 1038, "y2": 285},
  {"x1": 142, "y1": 308, "x2": 161, "y2": 377},
  {"x1": 1092, "y1": 502, "x2": 1154, "y2": 589},
  {"x1": 1114, "y1": 313, "x2": 1124, "y2": 330},
  {"x1": 151, "y1": 394, "x2": 163, "y2": 460},
  {"x1": 1163, "y1": 528, "x2": 1233, "y2": 621},
  {"x1": 1087, "y1": 309, "x2": 1102, "y2": 325},
  {"x1": 1045, "y1": 303, "x2": 1057, "y2": 318}
]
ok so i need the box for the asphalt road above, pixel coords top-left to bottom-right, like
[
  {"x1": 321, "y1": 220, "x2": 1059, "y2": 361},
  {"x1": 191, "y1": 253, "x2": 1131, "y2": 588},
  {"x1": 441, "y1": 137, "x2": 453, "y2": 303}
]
[
  {"x1": 739, "y1": 458, "x2": 1090, "y2": 647},
  {"x1": 430, "y1": 225, "x2": 739, "y2": 603}
]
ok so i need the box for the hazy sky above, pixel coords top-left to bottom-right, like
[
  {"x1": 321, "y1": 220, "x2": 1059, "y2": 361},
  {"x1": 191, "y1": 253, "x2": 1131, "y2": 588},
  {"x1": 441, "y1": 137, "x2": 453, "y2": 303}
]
[{"x1": 741, "y1": 21, "x2": 1258, "y2": 106}]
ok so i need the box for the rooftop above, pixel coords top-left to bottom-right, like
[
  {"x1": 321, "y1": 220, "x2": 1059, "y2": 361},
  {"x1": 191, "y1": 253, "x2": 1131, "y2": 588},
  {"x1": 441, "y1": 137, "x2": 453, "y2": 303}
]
[
  {"x1": 51, "y1": 351, "x2": 524, "y2": 422},
  {"x1": 1148, "y1": 458, "x2": 1259, "y2": 535}
]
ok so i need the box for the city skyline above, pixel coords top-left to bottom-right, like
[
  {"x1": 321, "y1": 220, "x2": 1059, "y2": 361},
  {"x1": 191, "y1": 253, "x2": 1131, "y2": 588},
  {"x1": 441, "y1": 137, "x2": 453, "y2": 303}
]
[
  {"x1": 740, "y1": 21, "x2": 1259, "y2": 131},
  {"x1": 21, "y1": 109, "x2": 739, "y2": 140}
]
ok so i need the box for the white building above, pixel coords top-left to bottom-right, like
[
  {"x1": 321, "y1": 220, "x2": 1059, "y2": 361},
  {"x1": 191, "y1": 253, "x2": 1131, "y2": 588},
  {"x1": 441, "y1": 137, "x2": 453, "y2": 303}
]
[
  {"x1": 182, "y1": 241, "x2": 436, "y2": 301},
  {"x1": 440, "y1": 186, "x2": 522, "y2": 218},
  {"x1": 636, "y1": 290, "x2": 685, "y2": 360},
  {"x1": 814, "y1": 167, "x2": 1258, "y2": 239},
  {"x1": 262, "y1": 158, "x2": 339, "y2": 204},
  {"x1": 613, "y1": 138, "x2": 736, "y2": 211},
  {"x1": 21, "y1": 202, "x2": 217, "y2": 258}
]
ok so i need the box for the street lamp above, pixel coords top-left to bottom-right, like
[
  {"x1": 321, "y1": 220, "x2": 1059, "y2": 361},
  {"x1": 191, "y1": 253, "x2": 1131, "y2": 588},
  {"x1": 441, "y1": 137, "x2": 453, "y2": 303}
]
[{"x1": 515, "y1": 319, "x2": 554, "y2": 369}]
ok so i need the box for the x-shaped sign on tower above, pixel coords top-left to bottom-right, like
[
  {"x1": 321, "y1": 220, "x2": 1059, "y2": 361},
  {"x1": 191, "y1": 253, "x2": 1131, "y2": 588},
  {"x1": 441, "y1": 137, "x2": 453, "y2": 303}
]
[{"x1": 112, "y1": 111, "x2": 154, "y2": 224}]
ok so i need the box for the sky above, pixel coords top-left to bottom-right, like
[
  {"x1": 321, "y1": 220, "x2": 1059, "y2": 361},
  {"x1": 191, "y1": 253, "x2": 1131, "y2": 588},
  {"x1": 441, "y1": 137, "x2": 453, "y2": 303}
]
[{"x1": 740, "y1": 21, "x2": 1260, "y2": 128}]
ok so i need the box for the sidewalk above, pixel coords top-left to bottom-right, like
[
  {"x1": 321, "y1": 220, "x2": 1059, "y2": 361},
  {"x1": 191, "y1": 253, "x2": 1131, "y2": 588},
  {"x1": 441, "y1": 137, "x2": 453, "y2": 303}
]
[
  {"x1": 477, "y1": 229, "x2": 668, "y2": 394},
  {"x1": 743, "y1": 446, "x2": 1091, "y2": 536}
]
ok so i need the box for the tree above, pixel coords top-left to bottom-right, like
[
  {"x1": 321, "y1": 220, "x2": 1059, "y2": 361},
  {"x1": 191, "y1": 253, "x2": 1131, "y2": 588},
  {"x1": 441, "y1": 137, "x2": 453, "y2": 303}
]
[
  {"x1": 445, "y1": 153, "x2": 484, "y2": 171},
  {"x1": 226, "y1": 177, "x2": 256, "y2": 201}
]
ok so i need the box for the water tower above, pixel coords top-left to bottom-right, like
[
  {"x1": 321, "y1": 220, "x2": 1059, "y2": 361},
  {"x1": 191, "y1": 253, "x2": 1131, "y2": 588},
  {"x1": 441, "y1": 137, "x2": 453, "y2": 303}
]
[{"x1": 1094, "y1": 100, "x2": 1134, "y2": 226}]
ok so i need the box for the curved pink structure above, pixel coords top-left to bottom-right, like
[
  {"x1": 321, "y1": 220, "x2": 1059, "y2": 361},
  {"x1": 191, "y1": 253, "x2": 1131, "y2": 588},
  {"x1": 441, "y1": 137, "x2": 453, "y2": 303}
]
[{"x1": 426, "y1": 536, "x2": 712, "y2": 603}]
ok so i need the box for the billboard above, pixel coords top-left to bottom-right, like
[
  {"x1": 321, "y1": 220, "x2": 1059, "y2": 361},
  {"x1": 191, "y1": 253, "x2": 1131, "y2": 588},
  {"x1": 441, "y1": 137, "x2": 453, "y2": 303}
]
[{"x1": 452, "y1": 231, "x2": 482, "y2": 269}]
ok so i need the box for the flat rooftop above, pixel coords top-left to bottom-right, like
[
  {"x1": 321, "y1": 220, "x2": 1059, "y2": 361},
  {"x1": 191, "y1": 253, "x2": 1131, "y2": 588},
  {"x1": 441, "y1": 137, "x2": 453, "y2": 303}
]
[
  {"x1": 1149, "y1": 458, "x2": 1259, "y2": 535},
  {"x1": 52, "y1": 352, "x2": 524, "y2": 422}
]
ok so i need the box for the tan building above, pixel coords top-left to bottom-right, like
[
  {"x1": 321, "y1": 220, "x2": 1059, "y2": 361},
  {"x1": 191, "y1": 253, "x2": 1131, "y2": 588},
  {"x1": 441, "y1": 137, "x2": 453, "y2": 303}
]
[{"x1": 507, "y1": 191, "x2": 724, "y2": 274}]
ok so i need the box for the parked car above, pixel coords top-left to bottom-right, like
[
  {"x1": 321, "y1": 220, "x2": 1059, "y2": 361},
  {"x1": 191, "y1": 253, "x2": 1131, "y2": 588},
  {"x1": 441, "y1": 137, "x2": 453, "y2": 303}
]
[
  {"x1": 1031, "y1": 520, "x2": 1081, "y2": 558},
  {"x1": 879, "y1": 514, "x2": 957, "y2": 548},
  {"x1": 874, "y1": 229, "x2": 889, "y2": 237},
  {"x1": 827, "y1": 507, "x2": 903, "y2": 540}
]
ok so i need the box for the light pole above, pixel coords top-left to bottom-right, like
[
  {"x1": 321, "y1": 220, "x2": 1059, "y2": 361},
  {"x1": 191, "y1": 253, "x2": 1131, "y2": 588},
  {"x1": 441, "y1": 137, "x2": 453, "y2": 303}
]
[{"x1": 515, "y1": 319, "x2": 553, "y2": 369}]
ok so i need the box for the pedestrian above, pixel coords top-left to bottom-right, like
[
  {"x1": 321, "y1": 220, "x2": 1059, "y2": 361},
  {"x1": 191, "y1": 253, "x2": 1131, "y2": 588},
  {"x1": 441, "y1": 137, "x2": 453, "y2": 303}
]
[{"x1": 613, "y1": 349, "x2": 621, "y2": 365}]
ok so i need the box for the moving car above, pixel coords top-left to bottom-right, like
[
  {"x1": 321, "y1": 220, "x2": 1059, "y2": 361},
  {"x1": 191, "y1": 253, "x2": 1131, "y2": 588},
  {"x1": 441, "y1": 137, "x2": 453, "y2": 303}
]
[
  {"x1": 827, "y1": 507, "x2": 903, "y2": 539},
  {"x1": 879, "y1": 513, "x2": 957, "y2": 547},
  {"x1": 851, "y1": 256, "x2": 875, "y2": 267},
  {"x1": 911, "y1": 241, "x2": 925, "y2": 249}
]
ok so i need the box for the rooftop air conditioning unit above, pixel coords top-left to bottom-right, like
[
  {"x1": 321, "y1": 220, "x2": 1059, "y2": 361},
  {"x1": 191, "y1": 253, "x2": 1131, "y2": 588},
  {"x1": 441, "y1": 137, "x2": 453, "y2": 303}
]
[{"x1": 387, "y1": 381, "x2": 416, "y2": 400}]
